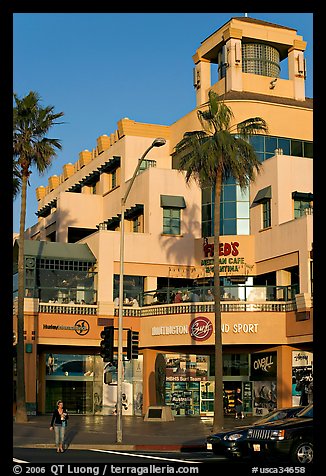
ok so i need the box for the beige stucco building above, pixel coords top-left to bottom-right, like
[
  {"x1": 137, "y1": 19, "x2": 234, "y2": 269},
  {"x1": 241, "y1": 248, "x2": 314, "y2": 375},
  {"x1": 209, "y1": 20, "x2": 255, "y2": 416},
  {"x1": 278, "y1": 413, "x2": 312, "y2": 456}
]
[{"x1": 14, "y1": 16, "x2": 313, "y2": 417}]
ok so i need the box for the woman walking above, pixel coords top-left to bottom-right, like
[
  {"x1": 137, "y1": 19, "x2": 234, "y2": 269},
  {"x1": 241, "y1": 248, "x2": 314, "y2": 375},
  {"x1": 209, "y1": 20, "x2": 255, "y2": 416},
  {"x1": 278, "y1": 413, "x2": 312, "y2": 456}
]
[{"x1": 49, "y1": 400, "x2": 69, "y2": 453}]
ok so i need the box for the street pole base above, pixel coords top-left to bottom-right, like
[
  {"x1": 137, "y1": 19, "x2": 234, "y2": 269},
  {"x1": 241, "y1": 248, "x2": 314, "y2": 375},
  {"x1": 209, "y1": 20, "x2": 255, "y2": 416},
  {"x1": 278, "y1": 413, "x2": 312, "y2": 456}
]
[
  {"x1": 144, "y1": 406, "x2": 175, "y2": 422},
  {"x1": 116, "y1": 429, "x2": 122, "y2": 443}
]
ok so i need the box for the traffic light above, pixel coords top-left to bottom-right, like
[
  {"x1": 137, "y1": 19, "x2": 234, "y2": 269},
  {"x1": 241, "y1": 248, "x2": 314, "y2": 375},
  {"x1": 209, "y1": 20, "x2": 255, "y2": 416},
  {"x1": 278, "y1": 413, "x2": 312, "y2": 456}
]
[
  {"x1": 100, "y1": 326, "x2": 114, "y2": 362},
  {"x1": 127, "y1": 329, "x2": 139, "y2": 360}
]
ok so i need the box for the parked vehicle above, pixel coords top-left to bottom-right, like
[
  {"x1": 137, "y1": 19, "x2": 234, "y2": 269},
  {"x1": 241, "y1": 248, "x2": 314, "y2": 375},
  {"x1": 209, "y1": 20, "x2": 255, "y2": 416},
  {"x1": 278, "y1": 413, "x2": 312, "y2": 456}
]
[
  {"x1": 206, "y1": 406, "x2": 303, "y2": 460},
  {"x1": 246, "y1": 403, "x2": 313, "y2": 464}
]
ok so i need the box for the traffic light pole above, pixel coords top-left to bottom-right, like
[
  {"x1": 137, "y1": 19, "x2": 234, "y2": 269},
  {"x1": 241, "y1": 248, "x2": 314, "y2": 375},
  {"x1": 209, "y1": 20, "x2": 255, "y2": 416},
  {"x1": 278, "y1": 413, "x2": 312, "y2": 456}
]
[
  {"x1": 117, "y1": 201, "x2": 125, "y2": 443},
  {"x1": 116, "y1": 139, "x2": 166, "y2": 444}
]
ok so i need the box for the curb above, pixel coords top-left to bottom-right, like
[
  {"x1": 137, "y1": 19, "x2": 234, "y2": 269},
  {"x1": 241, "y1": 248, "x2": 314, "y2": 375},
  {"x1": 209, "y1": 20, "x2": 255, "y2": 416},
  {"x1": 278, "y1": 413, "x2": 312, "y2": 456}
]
[
  {"x1": 17, "y1": 443, "x2": 207, "y2": 452},
  {"x1": 134, "y1": 444, "x2": 206, "y2": 452}
]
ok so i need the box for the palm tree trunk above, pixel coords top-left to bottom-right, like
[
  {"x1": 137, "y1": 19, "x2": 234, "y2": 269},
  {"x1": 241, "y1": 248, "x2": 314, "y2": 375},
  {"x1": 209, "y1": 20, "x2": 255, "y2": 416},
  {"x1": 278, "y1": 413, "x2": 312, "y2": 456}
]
[
  {"x1": 15, "y1": 173, "x2": 28, "y2": 422},
  {"x1": 213, "y1": 170, "x2": 224, "y2": 433}
]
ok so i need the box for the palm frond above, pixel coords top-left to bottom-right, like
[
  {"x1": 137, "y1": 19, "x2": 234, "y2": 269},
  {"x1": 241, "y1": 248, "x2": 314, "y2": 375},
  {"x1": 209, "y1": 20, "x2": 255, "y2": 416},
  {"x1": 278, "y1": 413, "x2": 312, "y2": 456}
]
[
  {"x1": 13, "y1": 160, "x2": 22, "y2": 197},
  {"x1": 13, "y1": 91, "x2": 64, "y2": 176},
  {"x1": 235, "y1": 117, "x2": 269, "y2": 138}
]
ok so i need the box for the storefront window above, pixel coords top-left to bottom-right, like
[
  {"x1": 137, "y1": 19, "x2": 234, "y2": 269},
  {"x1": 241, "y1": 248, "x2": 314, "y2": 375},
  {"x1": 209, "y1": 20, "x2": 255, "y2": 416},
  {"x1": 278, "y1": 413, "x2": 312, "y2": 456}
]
[
  {"x1": 165, "y1": 381, "x2": 201, "y2": 416},
  {"x1": 251, "y1": 351, "x2": 277, "y2": 415},
  {"x1": 45, "y1": 354, "x2": 94, "y2": 377},
  {"x1": 210, "y1": 353, "x2": 249, "y2": 376},
  {"x1": 164, "y1": 353, "x2": 209, "y2": 416},
  {"x1": 291, "y1": 350, "x2": 313, "y2": 406},
  {"x1": 44, "y1": 353, "x2": 143, "y2": 415}
]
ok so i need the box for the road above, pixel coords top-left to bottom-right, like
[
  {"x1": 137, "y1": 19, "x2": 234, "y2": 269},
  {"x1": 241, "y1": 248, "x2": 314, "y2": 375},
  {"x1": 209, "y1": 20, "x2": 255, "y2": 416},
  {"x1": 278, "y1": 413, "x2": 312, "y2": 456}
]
[
  {"x1": 12, "y1": 448, "x2": 315, "y2": 476},
  {"x1": 13, "y1": 447, "x2": 224, "y2": 463},
  {"x1": 11, "y1": 448, "x2": 252, "y2": 475}
]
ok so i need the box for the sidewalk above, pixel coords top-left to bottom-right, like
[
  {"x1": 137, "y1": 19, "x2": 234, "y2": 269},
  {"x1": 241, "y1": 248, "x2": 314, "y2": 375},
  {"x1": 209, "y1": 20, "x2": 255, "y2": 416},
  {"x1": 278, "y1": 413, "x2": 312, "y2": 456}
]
[{"x1": 13, "y1": 414, "x2": 258, "y2": 451}]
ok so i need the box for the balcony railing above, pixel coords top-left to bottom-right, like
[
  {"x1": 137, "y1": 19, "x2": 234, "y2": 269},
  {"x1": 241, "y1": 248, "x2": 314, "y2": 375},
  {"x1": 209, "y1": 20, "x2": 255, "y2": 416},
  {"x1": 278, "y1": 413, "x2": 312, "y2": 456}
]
[
  {"x1": 35, "y1": 284, "x2": 300, "y2": 316},
  {"x1": 37, "y1": 298, "x2": 296, "y2": 317},
  {"x1": 113, "y1": 300, "x2": 296, "y2": 317},
  {"x1": 38, "y1": 302, "x2": 97, "y2": 315}
]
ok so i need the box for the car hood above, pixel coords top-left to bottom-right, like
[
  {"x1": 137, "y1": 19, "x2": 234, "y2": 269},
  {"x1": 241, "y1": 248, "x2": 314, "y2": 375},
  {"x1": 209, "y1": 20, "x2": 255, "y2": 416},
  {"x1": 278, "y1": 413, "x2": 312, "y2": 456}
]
[{"x1": 250, "y1": 416, "x2": 313, "y2": 429}]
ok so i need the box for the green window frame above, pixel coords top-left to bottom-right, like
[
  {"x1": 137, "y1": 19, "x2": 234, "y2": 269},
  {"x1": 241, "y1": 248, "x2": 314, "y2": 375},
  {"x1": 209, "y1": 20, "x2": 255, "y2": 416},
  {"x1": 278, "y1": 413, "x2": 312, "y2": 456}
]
[
  {"x1": 163, "y1": 207, "x2": 181, "y2": 235},
  {"x1": 294, "y1": 199, "x2": 313, "y2": 218},
  {"x1": 262, "y1": 200, "x2": 271, "y2": 228}
]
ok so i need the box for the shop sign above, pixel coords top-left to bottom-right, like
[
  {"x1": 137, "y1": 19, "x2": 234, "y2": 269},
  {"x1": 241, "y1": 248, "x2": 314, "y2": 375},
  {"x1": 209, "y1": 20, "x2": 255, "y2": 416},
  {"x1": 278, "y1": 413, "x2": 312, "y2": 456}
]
[
  {"x1": 189, "y1": 316, "x2": 213, "y2": 341},
  {"x1": 203, "y1": 238, "x2": 240, "y2": 258},
  {"x1": 250, "y1": 351, "x2": 277, "y2": 380},
  {"x1": 292, "y1": 350, "x2": 313, "y2": 367},
  {"x1": 151, "y1": 321, "x2": 259, "y2": 337},
  {"x1": 222, "y1": 323, "x2": 258, "y2": 333},
  {"x1": 152, "y1": 325, "x2": 188, "y2": 336},
  {"x1": 165, "y1": 353, "x2": 208, "y2": 382},
  {"x1": 42, "y1": 319, "x2": 90, "y2": 336},
  {"x1": 202, "y1": 238, "x2": 254, "y2": 275}
]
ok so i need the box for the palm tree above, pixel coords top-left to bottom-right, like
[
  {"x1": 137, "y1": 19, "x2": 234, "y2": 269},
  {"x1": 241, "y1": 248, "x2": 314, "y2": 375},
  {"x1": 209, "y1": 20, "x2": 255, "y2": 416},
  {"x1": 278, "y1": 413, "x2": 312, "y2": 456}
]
[
  {"x1": 174, "y1": 90, "x2": 268, "y2": 433},
  {"x1": 13, "y1": 159, "x2": 22, "y2": 197},
  {"x1": 13, "y1": 91, "x2": 64, "y2": 422}
]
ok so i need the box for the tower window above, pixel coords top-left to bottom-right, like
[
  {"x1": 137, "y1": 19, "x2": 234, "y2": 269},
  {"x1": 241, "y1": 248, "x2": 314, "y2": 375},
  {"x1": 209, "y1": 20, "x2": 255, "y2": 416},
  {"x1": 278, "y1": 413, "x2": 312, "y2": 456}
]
[
  {"x1": 242, "y1": 42, "x2": 280, "y2": 78},
  {"x1": 262, "y1": 200, "x2": 271, "y2": 228}
]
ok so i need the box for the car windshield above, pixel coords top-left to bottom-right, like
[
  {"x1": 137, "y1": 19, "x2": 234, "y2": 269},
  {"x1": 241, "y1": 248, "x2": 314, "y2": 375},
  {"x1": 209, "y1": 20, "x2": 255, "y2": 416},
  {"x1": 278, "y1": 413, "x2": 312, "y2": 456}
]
[{"x1": 296, "y1": 404, "x2": 313, "y2": 418}]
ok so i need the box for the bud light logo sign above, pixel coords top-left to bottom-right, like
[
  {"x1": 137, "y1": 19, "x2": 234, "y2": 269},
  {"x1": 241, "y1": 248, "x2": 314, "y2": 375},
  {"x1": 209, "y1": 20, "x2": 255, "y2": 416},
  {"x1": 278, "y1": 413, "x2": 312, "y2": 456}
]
[{"x1": 189, "y1": 316, "x2": 213, "y2": 341}]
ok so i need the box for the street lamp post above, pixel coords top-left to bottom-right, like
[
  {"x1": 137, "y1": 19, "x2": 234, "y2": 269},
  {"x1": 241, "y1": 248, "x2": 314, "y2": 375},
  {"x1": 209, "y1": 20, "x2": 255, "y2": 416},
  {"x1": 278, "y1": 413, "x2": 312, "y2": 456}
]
[{"x1": 116, "y1": 137, "x2": 166, "y2": 443}]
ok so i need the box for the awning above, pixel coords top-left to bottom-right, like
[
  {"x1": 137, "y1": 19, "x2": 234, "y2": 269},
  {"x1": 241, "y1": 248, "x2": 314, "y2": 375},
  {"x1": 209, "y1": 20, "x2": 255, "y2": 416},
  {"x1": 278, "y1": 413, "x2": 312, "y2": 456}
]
[
  {"x1": 35, "y1": 199, "x2": 57, "y2": 217},
  {"x1": 99, "y1": 204, "x2": 144, "y2": 230},
  {"x1": 160, "y1": 195, "x2": 186, "y2": 208},
  {"x1": 14, "y1": 240, "x2": 96, "y2": 262},
  {"x1": 292, "y1": 191, "x2": 313, "y2": 201},
  {"x1": 251, "y1": 186, "x2": 272, "y2": 207},
  {"x1": 125, "y1": 204, "x2": 144, "y2": 219},
  {"x1": 67, "y1": 156, "x2": 121, "y2": 192}
]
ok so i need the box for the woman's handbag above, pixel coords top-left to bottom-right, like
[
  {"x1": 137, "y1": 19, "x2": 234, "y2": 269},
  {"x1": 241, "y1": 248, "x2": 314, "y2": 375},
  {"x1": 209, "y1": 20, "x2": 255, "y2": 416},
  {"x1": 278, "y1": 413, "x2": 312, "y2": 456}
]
[{"x1": 61, "y1": 412, "x2": 68, "y2": 427}]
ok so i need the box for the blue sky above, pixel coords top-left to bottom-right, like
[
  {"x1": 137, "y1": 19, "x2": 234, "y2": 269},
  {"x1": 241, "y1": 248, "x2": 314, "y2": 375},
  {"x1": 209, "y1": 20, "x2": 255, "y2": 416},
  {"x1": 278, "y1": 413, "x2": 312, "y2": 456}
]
[{"x1": 13, "y1": 12, "x2": 313, "y2": 233}]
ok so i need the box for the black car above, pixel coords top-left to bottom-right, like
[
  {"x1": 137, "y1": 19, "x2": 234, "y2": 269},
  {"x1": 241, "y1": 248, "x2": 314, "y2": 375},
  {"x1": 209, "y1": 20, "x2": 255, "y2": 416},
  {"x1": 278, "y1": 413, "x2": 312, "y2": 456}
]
[
  {"x1": 246, "y1": 403, "x2": 313, "y2": 464},
  {"x1": 206, "y1": 406, "x2": 304, "y2": 460}
]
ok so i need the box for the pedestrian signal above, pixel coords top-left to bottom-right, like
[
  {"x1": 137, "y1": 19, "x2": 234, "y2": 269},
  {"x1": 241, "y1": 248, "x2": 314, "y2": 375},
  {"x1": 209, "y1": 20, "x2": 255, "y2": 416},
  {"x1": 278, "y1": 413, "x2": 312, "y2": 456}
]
[
  {"x1": 127, "y1": 329, "x2": 139, "y2": 360},
  {"x1": 99, "y1": 326, "x2": 114, "y2": 362}
]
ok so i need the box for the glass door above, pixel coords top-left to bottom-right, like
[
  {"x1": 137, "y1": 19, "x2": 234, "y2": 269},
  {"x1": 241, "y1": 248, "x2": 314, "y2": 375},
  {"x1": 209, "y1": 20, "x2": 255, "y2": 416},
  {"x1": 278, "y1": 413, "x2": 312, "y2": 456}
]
[
  {"x1": 200, "y1": 380, "x2": 214, "y2": 415},
  {"x1": 45, "y1": 380, "x2": 93, "y2": 414}
]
